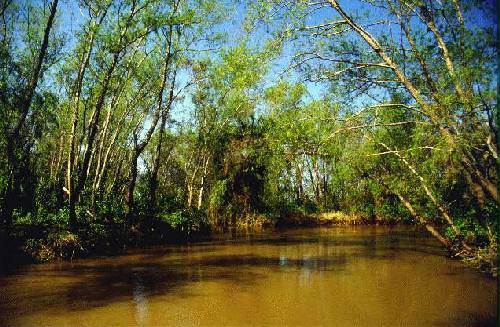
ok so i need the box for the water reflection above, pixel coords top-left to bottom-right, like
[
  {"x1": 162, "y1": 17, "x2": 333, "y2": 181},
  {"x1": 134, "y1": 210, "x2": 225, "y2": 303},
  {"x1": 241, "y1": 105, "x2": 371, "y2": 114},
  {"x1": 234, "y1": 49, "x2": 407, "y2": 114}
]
[
  {"x1": 0, "y1": 226, "x2": 497, "y2": 327},
  {"x1": 279, "y1": 255, "x2": 287, "y2": 267},
  {"x1": 133, "y1": 272, "x2": 149, "y2": 326},
  {"x1": 299, "y1": 254, "x2": 312, "y2": 286}
]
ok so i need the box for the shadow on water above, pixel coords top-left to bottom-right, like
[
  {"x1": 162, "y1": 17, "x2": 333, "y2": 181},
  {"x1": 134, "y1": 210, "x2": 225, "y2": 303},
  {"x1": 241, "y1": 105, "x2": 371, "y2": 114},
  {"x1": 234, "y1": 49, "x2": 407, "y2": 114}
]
[
  {"x1": 0, "y1": 251, "x2": 353, "y2": 318},
  {"x1": 0, "y1": 262, "x2": 252, "y2": 326},
  {"x1": 236, "y1": 230, "x2": 446, "y2": 258},
  {"x1": 0, "y1": 226, "x2": 493, "y2": 327},
  {"x1": 0, "y1": 244, "x2": 390, "y2": 324},
  {"x1": 434, "y1": 312, "x2": 499, "y2": 327}
]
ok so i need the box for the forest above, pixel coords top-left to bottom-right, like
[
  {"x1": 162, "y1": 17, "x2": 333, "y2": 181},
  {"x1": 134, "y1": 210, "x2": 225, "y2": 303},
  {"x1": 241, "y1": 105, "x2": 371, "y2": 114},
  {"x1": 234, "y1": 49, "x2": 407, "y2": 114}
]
[{"x1": 0, "y1": 0, "x2": 498, "y2": 274}]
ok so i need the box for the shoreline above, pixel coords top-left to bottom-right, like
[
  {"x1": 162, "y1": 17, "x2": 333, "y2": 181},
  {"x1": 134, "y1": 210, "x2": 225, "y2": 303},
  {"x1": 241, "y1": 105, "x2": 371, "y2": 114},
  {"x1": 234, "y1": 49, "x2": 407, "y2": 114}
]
[
  {"x1": 2, "y1": 214, "x2": 496, "y2": 277},
  {"x1": 0, "y1": 217, "x2": 424, "y2": 269}
]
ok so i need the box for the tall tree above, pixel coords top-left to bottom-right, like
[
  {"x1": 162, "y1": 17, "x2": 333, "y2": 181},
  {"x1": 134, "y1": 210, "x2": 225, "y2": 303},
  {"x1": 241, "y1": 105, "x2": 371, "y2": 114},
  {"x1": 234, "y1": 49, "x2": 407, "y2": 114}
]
[{"x1": 1, "y1": 0, "x2": 59, "y2": 226}]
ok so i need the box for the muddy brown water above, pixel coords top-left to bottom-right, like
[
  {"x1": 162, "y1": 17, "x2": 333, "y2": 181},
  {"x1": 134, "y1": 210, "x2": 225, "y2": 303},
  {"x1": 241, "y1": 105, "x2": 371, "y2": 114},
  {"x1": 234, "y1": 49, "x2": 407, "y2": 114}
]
[{"x1": 0, "y1": 226, "x2": 497, "y2": 327}]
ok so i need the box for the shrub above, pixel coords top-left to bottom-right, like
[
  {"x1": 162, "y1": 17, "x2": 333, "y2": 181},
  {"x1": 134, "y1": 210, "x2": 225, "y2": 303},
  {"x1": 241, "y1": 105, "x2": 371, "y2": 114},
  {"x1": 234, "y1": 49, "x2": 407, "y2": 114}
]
[
  {"x1": 445, "y1": 208, "x2": 491, "y2": 247},
  {"x1": 23, "y1": 231, "x2": 83, "y2": 262},
  {"x1": 159, "y1": 209, "x2": 210, "y2": 235}
]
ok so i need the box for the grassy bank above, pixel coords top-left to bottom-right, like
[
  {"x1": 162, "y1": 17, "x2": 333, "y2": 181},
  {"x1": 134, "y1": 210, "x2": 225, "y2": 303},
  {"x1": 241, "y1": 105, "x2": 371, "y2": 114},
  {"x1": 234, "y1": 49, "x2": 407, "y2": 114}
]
[{"x1": 276, "y1": 211, "x2": 408, "y2": 226}]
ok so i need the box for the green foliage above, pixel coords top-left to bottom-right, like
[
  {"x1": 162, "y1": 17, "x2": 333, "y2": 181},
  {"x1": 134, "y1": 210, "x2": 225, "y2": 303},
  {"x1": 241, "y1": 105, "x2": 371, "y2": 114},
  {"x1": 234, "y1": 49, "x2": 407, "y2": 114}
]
[
  {"x1": 159, "y1": 209, "x2": 209, "y2": 234},
  {"x1": 374, "y1": 200, "x2": 413, "y2": 224},
  {"x1": 13, "y1": 208, "x2": 69, "y2": 229},
  {"x1": 0, "y1": 0, "x2": 497, "y2": 276},
  {"x1": 209, "y1": 179, "x2": 228, "y2": 211},
  {"x1": 12, "y1": 209, "x2": 83, "y2": 262},
  {"x1": 446, "y1": 204, "x2": 498, "y2": 247}
]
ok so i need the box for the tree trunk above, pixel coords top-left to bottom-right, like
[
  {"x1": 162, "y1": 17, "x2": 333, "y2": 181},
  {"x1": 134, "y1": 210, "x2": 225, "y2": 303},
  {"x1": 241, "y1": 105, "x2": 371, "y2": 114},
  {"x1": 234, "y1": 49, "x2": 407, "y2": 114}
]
[
  {"x1": 2, "y1": 0, "x2": 58, "y2": 227},
  {"x1": 417, "y1": 5, "x2": 467, "y2": 104},
  {"x1": 376, "y1": 140, "x2": 461, "y2": 233},
  {"x1": 125, "y1": 20, "x2": 176, "y2": 220},
  {"x1": 126, "y1": 149, "x2": 139, "y2": 222},
  {"x1": 67, "y1": 20, "x2": 100, "y2": 231},
  {"x1": 69, "y1": 1, "x2": 138, "y2": 228},
  {"x1": 464, "y1": 169, "x2": 487, "y2": 206},
  {"x1": 70, "y1": 54, "x2": 119, "y2": 229},
  {"x1": 375, "y1": 140, "x2": 473, "y2": 252},
  {"x1": 10, "y1": 0, "x2": 59, "y2": 138},
  {"x1": 326, "y1": 0, "x2": 438, "y2": 123},
  {"x1": 197, "y1": 154, "x2": 210, "y2": 210},
  {"x1": 295, "y1": 159, "x2": 304, "y2": 204},
  {"x1": 312, "y1": 157, "x2": 321, "y2": 202},
  {"x1": 149, "y1": 69, "x2": 177, "y2": 210},
  {"x1": 461, "y1": 155, "x2": 499, "y2": 203},
  {"x1": 393, "y1": 190, "x2": 451, "y2": 249},
  {"x1": 186, "y1": 164, "x2": 199, "y2": 208}
]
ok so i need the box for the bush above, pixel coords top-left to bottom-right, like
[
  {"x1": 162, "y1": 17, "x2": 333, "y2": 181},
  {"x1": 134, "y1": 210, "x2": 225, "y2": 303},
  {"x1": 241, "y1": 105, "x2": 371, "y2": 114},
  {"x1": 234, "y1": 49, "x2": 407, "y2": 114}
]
[
  {"x1": 159, "y1": 208, "x2": 210, "y2": 235},
  {"x1": 13, "y1": 208, "x2": 69, "y2": 228},
  {"x1": 445, "y1": 207, "x2": 492, "y2": 247},
  {"x1": 374, "y1": 200, "x2": 413, "y2": 223},
  {"x1": 23, "y1": 231, "x2": 82, "y2": 262},
  {"x1": 234, "y1": 213, "x2": 273, "y2": 229}
]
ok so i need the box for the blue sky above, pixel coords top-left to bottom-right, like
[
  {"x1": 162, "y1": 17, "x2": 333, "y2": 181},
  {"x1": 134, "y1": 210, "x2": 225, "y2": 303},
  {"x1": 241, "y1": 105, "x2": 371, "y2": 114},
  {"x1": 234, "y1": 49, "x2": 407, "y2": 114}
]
[{"x1": 28, "y1": 0, "x2": 500, "y2": 125}]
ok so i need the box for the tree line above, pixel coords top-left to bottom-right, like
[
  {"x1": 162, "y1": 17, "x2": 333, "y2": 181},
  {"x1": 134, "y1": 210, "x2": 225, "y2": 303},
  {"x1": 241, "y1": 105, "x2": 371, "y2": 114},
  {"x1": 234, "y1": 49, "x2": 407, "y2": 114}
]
[{"x1": 0, "y1": 0, "x2": 497, "y2": 272}]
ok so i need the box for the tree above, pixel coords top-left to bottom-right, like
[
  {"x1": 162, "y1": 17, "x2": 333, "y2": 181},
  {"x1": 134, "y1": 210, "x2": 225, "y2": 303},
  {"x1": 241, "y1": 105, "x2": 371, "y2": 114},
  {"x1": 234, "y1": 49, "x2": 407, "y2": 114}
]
[{"x1": 1, "y1": 0, "x2": 60, "y2": 226}]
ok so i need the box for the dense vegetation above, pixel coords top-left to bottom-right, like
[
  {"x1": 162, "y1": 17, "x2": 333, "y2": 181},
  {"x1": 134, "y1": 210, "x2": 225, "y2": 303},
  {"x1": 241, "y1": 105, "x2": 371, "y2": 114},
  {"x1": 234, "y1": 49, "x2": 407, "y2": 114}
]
[{"x1": 0, "y1": 0, "x2": 497, "y2": 273}]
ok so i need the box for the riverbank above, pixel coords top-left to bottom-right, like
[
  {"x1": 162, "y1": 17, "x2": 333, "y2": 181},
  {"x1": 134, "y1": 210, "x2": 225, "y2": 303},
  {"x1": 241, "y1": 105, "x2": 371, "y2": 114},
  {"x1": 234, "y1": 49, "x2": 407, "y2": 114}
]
[
  {"x1": 277, "y1": 211, "x2": 411, "y2": 226},
  {"x1": 1, "y1": 211, "x2": 497, "y2": 277},
  {"x1": 0, "y1": 211, "x2": 393, "y2": 267}
]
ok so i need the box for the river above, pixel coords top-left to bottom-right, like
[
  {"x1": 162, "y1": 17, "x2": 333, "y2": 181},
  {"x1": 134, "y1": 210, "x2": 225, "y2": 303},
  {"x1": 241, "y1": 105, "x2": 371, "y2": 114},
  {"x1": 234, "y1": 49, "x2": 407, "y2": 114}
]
[{"x1": 0, "y1": 226, "x2": 497, "y2": 327}]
